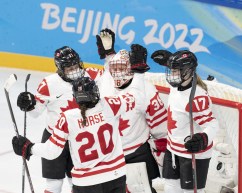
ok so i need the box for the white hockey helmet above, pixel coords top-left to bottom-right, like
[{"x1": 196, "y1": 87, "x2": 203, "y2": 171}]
[{"x1": 109, "y1": 49, "x2": 134, "y2": 88}]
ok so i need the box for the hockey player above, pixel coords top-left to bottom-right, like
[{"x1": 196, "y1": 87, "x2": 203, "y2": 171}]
[
  {"x1": 96, "y1": 29, "x2": 168, "y2": 193},
  {"x1": 151, "y1": 50, "x2": 219, "y2": 193},
  {"x1": 16, "y1": 46, "x2": 85, "y2": 193},
  {"x1": 12, "y1": 56, "x2": 149, "y2": 193}
]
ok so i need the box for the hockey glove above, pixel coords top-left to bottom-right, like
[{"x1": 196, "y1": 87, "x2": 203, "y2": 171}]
[
  {"x1": 96, "y1": 28, "x2": 116, "y2": 59},
  {"x1": 151, "y1": 50, "x2": 172, "y2": 66},
  {"x1": 12, "y1": 135, "x2": 34, "y2": 160},
  {"x1": 153, "y1": 138, "x2": 167, "y2": 153},
  {"x1": 148, "y1": 138, "x2": 167, "y2": 171},
  {"x1": 17, "y1": 92, "x2": 36, "y2": 111},
  {"x1": 129, "y1": 44, "x2": 150, "y2": 73},
  {"x1": 184, "y1": 132, "x2": 208, "y2": 153}
]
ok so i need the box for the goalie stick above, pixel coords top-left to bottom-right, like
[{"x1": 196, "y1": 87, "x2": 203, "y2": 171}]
[
  {"x1": 4, "y1": 74, "x2": 35, "y2": 193},
  {"x1": 22, "y1": 74, "x2": 31, "y2": 193},
  {"x1": 189, "y1": 71, "x2": 198, "y2": 193}
]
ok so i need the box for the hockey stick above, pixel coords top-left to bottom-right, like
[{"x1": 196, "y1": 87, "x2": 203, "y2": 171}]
[
  {"x1": 189, "y1": 71, "x2": 198, "y2": 193},
  {"x1": 24, "y1": 74, "x2": 30, "y2": 137},
  {"x1": 22, "y1": 74, "x2": 31, "y2": 193},
  {"x1": 4, "y1": 74, "x2": 35, "y2": 193}
]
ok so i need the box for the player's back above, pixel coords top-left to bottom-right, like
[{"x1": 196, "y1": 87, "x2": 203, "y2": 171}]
[{"x1": 64, "y1": 104, "x2": 126, "y2": 186}]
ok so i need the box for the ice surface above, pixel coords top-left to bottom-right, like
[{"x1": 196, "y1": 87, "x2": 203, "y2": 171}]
[{"x1": 0, "y1": 68, "x2": 71, "y2": 193}]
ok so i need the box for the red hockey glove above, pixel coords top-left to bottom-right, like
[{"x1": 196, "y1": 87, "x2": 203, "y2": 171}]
[
  {"x1": 96, "y1": 28, "x2": 116, "y2": 59},
  {"x1": 153, "y1": 138, "x2": 167, "y2": 154},
  {"x1": 151, "y1": 50, "x2": 172, "y2": 66},
  {"x1": 12, "y1": 135, "x2": 34, "y2": 160},
  {"x1": 184, "y1": 132, "x2": 208, "y2": 153},
  {"x1": 17, "y1": 92, "x2": 36, "y2": 111},
  {"x1": 129, "y1": 44, "x2": 150, "y2": 73},
  {"x1": 148, "y1": 138, "x2": 167, "y2": 169}
]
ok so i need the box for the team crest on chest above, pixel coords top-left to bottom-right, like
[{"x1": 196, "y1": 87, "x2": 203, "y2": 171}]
[
  {"x1": 60, "y1": 98, "x2": 79, "y2": 112},
  {"x1": 122, "y1": 93, "x2": 135, "y2": 112}
]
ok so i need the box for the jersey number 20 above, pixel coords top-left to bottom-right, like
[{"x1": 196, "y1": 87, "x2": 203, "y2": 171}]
[{"x1": 76, "y1": 123, "x2": 114, "y2": 163}]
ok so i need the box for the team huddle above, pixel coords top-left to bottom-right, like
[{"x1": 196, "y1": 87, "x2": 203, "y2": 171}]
[{"x1": 12, "y1": 29, "x2": 219, "y2": 193}]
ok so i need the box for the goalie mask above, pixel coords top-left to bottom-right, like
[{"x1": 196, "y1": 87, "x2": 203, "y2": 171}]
[
  {"x1": 72, "y1": 77, "x2": 100, "y2": 108},
  {"x1": 166, "y1": 50, "x2": 198, "y2": 87},
  {"x1": 109, "y1": 50, "x2": 134, "y2": 88},
  {"x1": 54, "y1": 46, "x2": 85, "y2": 82}
]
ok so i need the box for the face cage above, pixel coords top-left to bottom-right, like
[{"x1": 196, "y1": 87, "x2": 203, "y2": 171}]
[
  {"x1": 109, "y1": 61, "x2": 134, "y2": 88},
  {"x1": 65, "y1": 67, "x2": 85, "y2": 81},
  {"x1": 166, "y1": 66, "x2": 194, "y2": 87},
  {"x1": 166, "y1": 67, "x2": 183, "y2": 87},
  {"x1": 60, "y1": 61, "x2": 85, "y2": 82}
]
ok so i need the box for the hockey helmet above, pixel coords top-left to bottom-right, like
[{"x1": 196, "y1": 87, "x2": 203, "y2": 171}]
[
  {"x1": 54, "y1": 46, "x2": 84, "y2": 82},
  {"x1": 109, "y1": 49, "x2": 134, "y2": 88},
  {"x1": 166, "y1": 50, "x2": 198, "y2": 87},
  {"x1": 72, "y1": 77, "x2": 100, "y2": 108}
]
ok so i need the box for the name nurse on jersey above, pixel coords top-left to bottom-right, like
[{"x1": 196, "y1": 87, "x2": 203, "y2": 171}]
[{"x1": 78, "y1": 113, "x2": 104, "y2": 128}]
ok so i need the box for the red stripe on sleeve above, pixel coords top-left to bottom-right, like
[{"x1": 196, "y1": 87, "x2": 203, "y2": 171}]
[{"x1": 49, "y1": 136, "x2": 65, "y2": 148}]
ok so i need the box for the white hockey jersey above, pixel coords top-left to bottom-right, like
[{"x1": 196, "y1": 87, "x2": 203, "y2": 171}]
[
  {"x1": 167, "y1": 85, "x2": 219, "y2": 159},
  {"x1": 32, "y1": 75, "x2": 145, "y2": 186},
  {"x1": 28, "y1": 73, "x2": 75, "y2": 133},
  {"x1": 28, "y1": 70, "x2": 102, "y2": 133},
  {"x1": 98, "y1": 73, "x2": 168, "y2": 156}
]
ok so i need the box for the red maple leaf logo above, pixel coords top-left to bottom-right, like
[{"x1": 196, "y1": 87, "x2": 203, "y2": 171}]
[
  {"x1": 118, "y1": 117, "x2": 130, "y2": 136},
  {"x1": 167, "y1": 107, "x2": 177, "y2": 134},
  {"x1": 85, "y1": 68, "x2": 103, "y2": 80},
  {"x1": 60, "y1": 98, "x2": 79, "y2": 112}
]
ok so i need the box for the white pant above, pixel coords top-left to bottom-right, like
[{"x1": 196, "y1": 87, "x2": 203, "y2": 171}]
[{"x1": 45, "y1": 178, "x2": 72, "y2": 193}]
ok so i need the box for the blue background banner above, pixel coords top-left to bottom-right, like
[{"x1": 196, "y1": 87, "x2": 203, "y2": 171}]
[
  {"x1": 1, "y1": 0, "x2": 242, "y2": 88},
  {"x1": 195, "y1": 0, "x2": 242, "y2": 9}
]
